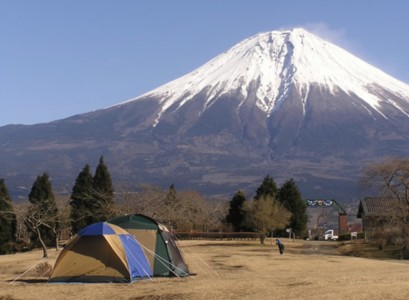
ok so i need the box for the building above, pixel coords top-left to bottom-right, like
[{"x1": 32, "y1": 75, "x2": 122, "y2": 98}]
[{"x1": 357, "y1": 197, "x2": 402, "y2": 240}]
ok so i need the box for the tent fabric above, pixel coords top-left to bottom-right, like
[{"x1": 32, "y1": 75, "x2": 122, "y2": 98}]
[
  {"x1": 78, "y1": 222, "x2": 127, "y2": 236},
  {"x1": 49, "y1": 222, "x2": 152, "y2": 283},
  {"x1": 109, "y1": 214, "x2": 190, "y2": 277}
]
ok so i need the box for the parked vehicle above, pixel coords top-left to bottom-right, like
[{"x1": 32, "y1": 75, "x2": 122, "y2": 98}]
[{"x1": 324, "y1": 229, "x2": 338, "y2": 241}]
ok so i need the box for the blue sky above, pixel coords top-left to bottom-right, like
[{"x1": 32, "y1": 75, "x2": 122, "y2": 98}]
[{"x1": 1, "y1": 0, "x2": 409, "y2": 126}]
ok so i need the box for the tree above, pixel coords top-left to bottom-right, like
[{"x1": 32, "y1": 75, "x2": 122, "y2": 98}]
[
  {"x1": 361, "y1": 157, "x2": 409, "y2": 258},
  {"x1": 201, "y1": 197, "x2": 229, "y2": 232},
  {"x1": 162, "y1": 184, "x2": 182, "y2": 218},
  {"x1": 244, "y1": 195, "x2": 291, "y2": 244},
  {"x1": 314, "y1": 208, "x2": 330, "y2": 240},
  {"x1": 164, "y1": 184, "x2": 178, "y2": 206},
  {"x1": 159, "y1": 184, "x2": 183, "y2": 229},
  {"x1": 0, "y1": 179, "x2": 17, "y2": 254},
  {"x1": 362, "y1": 157, "x2": 409, "y2": 203},
  {"x1": 26, "y1": 173, "x2": 59, "y2": 257},
  {"x1": 255, "y1": 175, "x2": 278, "y2": 200},
  {"x1": 113, "y1": 184, "x2": 222, "y2": 232},
  {"x1": 70, "y1": 164, "x2": 94, "y2": 234},
  {"x1": 278, "y1": 179, "x2": 308, "y2": 237},
  {"x1": 92, "y1": 156, "x2": 114, "y2": 222},
  {"x1": 225, "y1": 190, "x2": 247, "y2": 232},
  {"x1": 55, "y1": 194, "x2": 72, "y2": 242},
  {"x1": 165, "y1": 189, "x2": 207, "y2": 231}
]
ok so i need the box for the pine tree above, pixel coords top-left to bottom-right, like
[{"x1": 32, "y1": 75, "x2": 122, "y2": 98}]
[
  {"x1": 26, "y1": 173, "x2": 59, "y2": 256},
  {"x1": 164, "y1": 184, "x2": 178, "y2": 206},
  {"x1": 226, "y1": 190, "x2": 247, "y2": 232},
  {"x1": 92, "y1": 156, "x2": 114, "y2": 222},
  {"x1": 160, "y1": 184, "x2": 182, "y2": 228},
  {"x1": 0, "y1": 179, "x2": 17, "y2": 254},
  {"x1": 70, "y1": 164, "x2": 94, "y2": 234},
  {"x1": 278, "y1": 178, "x2": 307, "y2": 236},
  {"x1": 255, "y1": 175, "x2": 278, "y2": 200}
]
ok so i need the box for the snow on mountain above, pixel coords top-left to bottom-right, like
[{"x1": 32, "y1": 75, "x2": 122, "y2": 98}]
[{"x1": 120, "y1": 27, "x2": 409, "y2": 125}]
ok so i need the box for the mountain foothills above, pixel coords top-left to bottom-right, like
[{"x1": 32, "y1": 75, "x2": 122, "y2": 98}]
[{"x1": 1, "y1": 28, "x2": 409, "y2": 200}]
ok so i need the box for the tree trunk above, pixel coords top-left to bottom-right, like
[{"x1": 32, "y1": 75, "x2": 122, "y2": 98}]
[
  {"x1": 36, "y1": 227, "x2": 48, "y2": 258},
  {"x1": 399, "y1": 245, "x2": 405, "y2": 260},
  {"x1": 54, "y1": 230, "x2": 60, "y2": 251},
  {"x1": 259, "y1": 232, "x2": 266, "y2": 244}
]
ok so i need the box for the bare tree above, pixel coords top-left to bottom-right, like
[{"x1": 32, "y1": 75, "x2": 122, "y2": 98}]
[
  {"x1": 113, "y1": 184, "x2": 228, "y2": 232},
  {"x1": 244, "y1": 195, "x2": 291, "y2": 244},
  {"x1": 361, "y1": 157, "x2": 409, "y2": 203},
  {"x1": 314, "y1": 208, "x2": 330, "y2": 240},
  {"x1": 24, "y1": 202, "x2": 60, "y2": 258},
  {"x1": 12, "y1": 203, "x2": 30, "y2": 243},
  {"x1": 201, "y1": 198, "x2": 229, "y2": 232},
  {"x1": 55, "y1": 194, "x2": 73, "y2": 241}
]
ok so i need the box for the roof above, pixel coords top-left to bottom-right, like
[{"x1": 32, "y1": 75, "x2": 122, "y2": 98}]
[{"x1": 357, "y1": 197, "x2": 402, "y2": 218}]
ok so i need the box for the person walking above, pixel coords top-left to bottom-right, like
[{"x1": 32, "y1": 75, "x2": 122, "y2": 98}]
[{"x1": 275, "y1": 239, "x2": 284, "y2": 255}]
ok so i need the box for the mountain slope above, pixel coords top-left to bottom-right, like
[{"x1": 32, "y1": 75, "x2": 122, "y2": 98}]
[
  {"x1": 119, "y1": 28, "x2": 409, "y2": 125},
  {"x1": 1, "y1": 28, "x2": 409, "y2": 200}
]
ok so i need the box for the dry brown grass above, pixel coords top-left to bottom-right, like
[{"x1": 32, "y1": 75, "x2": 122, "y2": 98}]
[{"x1": 1, "y1": 239, "x2": 409, "y2": 300}]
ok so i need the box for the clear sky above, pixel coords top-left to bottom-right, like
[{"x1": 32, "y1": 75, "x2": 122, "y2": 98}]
[{"x1": 1, "y1": 0, "x2": 409, "y2": 126}]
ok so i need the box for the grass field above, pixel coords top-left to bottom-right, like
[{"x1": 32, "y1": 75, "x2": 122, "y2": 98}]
[{"x1": 1, "y1": 239, "x2": 409, "y2": 300}]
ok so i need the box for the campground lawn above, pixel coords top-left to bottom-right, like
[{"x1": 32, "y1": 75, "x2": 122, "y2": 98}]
[{"x1": 1, "y1": 239, "x2": 409, "y2": 299}]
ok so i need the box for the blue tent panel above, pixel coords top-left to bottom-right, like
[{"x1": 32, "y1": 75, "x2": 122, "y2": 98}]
[
  {"x1": 79, "y1": 222, "x2": 116, "y2": 236},
  {"x1": 120, "y1": 234, "x2": 153, "y2": 279}
]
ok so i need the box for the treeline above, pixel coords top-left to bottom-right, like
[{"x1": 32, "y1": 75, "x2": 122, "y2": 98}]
[
  {"x1": 0, "y1": 156, "x2": 308, "y2": 256},
  {"x1": 0, "y1": 156, "x2": 115, "y2": 257},
  {"x1": 3, "y1": 155, "x2": 407, "y2": 257},
  {"x1": 225, "y1": 175, "x2": 307, "y2": 244}
]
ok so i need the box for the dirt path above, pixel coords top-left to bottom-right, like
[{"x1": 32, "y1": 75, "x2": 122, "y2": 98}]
[{"x1": 297, "y1": 240, "x2": 340, "y2": 255}]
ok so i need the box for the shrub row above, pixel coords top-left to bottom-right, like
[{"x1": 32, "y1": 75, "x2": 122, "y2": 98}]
[{"x1": 338, "y1": 232, "x2": 365, "y2": 241}]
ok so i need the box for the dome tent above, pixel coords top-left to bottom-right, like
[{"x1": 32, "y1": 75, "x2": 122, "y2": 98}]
[
  {"x1": 49, "y1": 222, "x2": 152, "y2": 283},
  {"x1": 109, "y1": 214, "x2": 190, "y2": 277}
]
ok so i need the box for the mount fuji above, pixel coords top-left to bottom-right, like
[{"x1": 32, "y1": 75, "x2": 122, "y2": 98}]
[{"x1": 2, "y1": 28, "x2": 409, "y2": 200}]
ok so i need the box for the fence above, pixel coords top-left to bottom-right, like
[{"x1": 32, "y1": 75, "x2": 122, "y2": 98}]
[{"x1": 174, "y1": 232, "x2": 259, "y2": 240}]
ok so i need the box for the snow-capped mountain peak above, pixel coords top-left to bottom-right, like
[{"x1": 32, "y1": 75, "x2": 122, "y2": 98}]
[
  {"x1": 4, "y1": 29, "x2": 409, "y2": 200},
  {"x1": 122, "y1": 27, "x2": 409, "y2": 125}
]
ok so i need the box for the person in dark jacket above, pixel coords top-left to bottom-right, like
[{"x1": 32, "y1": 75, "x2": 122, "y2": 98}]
[{"x1": 275, "y1": 239, "x2": 284, "y2": 254}]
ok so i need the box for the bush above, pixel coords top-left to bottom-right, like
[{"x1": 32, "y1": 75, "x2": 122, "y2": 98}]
[
  {"x1": 338, "y1": 233, "x2": 351, "y2": 241},
  {"x1": 0, "y1": 242, "x2": 16, "y2": 255},
  {"x1": 12, "y1": 239, "x2": 32, "y2": 252},
  {"x1": 338, "y1": 232, "x2": 364, "y2": 241},
  {"x1": 34, "y1": 262, "x2": 53, "y2": 277},
  {"x1": 23, "y1": 261, "x2": 53, "y2": 278}
]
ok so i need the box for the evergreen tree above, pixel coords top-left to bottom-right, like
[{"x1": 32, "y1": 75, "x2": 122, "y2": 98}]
[
  {"x1": 26, "y1": 173, "x2": 59, "y2": 253},
  {"x1": 164, "y1": 184, "x2": 178, "y2": 206},
  {"x1": 226, "y1": 190, "x2": 247, "y2": 231},
  {"x1": 161, "y1": 184, "x2": 182, "y2": 228},
  {"x1": 278, "y1": 178, "x2": 307, "y2": 236},
  {"x1": 92, "y1": 156, "x2": 114, "y2": 222},
  {"x1": 70, "y1": 164, "x2": 94, "y2": 234},
  {"x1": 255, "y1": 175, "x2": 278, "y2": 200},
  {"x1": 0, "y1": 179, "x2": 17, "y2": 254}
]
